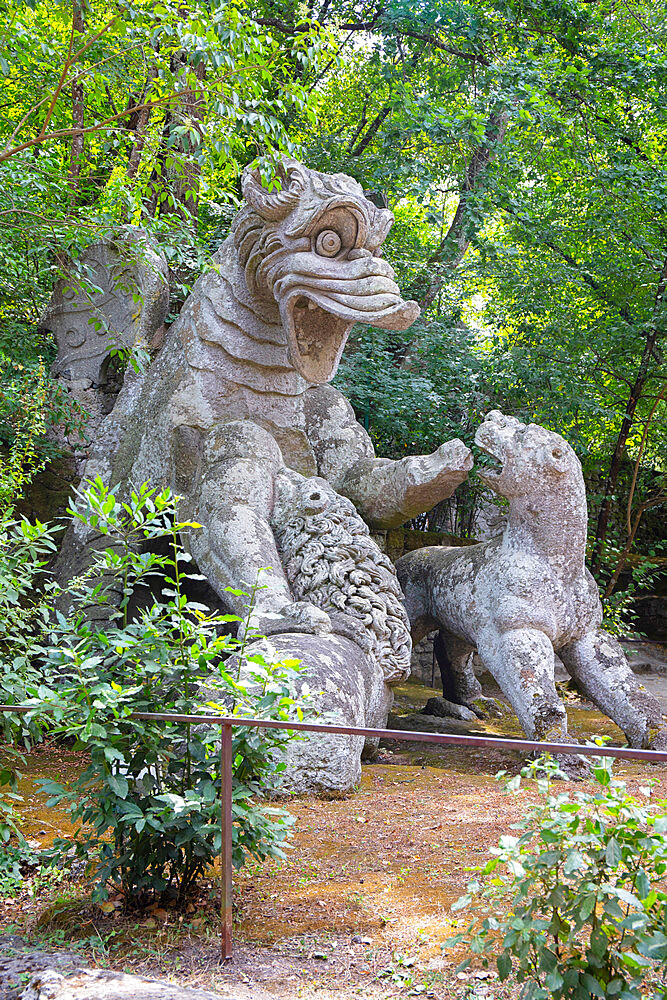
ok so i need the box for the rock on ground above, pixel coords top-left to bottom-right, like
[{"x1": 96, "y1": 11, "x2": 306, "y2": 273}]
[
  {"x1": 0, "y1": 937, "x2": 273, "y2": 1000},
  {"x1": 19, "y1": 969, "x2": 247, "y2": 1000}
]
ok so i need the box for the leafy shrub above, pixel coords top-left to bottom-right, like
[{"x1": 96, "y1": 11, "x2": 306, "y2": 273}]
[
  {"x1": 448, "y1": 757, "x2": 667, "y2": 999},
  {"x1": 599, "y1": 544, "x2": 667, "y2": 639},
  {"x1": 0, "y1": 353, "x2": 50, "y2": 510},
  {"x1": 0, "y1": 352, "x2": 82, "y2": 512},
  {"x1": 28, "y1": 478, "x2": 309, "y2": 906},
  {"x1": 0, "y1": 745, "x2": 25, "y2": 847},
  {"x1": 0, "y1": 512, "x2": 60, "y2": 744}
]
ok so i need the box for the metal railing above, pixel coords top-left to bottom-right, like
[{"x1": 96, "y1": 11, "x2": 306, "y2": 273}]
[{"x1": 2, "y1": 703, "x2": 667, "y2": 960}]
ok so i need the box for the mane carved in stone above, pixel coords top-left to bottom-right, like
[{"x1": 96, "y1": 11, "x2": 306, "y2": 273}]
[{"x1": 272, "y1": 471, "x2": 412, "y2": 684}]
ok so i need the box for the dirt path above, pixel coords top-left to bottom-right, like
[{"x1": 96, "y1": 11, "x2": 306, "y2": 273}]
[{"x1": 3, "y1": 679, "x2": 667, "y2": 998}]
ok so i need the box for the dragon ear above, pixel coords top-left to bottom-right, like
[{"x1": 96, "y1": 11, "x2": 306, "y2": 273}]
[{"x1": 242, "y1": 160, "x2": 307, "y2": 221}]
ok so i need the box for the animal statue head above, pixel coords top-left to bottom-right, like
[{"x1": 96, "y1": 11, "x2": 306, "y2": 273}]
[
  {"x1": 475, "y1": 410, "x2": 584, "y2": 499},
  {"x1": 233, "y1": 158, "x2": 420, "y2": 383}
]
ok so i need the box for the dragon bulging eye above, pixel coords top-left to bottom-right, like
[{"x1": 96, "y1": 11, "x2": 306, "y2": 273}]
[{"x1": 315, "y1": 230, "x2": 342, "y2": 257}]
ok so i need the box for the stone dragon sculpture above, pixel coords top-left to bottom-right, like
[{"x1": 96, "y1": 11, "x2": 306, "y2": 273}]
[
  {"x1": 397, "y1": 410, "x2": 667, "y2": 752},
  {"x1": 54, "y1": 159, "x2": 472, "y2": 791}
]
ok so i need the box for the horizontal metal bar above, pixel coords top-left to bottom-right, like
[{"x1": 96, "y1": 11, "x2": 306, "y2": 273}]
[{"x1": 2, "y1": 704, "x2": 667, "y2": 763}]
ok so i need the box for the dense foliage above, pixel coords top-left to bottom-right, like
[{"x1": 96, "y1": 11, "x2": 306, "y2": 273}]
[
  {"x1": 2, "y1": 481, "x2": 309, "y2": 905},
  {"x1": 449, "y1": 757, "x2": 667, "y2": 999},
  {"x1": 1, "y1": 0, "x2": 664, "y2": 624}
]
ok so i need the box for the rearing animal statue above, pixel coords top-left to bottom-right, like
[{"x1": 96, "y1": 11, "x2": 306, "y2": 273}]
[
  {"x1": 397, "y1": 410, "x2": 667, "y2": 754},
  {"x1": 54, "y1": 159, "x2": 473, "y2": 791}
]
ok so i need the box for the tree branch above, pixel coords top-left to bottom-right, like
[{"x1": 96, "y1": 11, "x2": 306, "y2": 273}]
[
  {"x1": 624, "y1": 383, "x2": 667, "y2": 537},
  {"x1": 37, "y1": 16, "x2": 118, "y2": 142},
  {"x1": 349, "y1": 46, "x2": 424, "y2": 158},
  {"x1": 254, "y1": 15, "x2": 490, "y2": 65},
  {"x1": 416, "y1": 111, "x2": 508, "y2": 311},
  {"x1": 591, "y1": 253, "x2": 667, "y2": 571},
  {"x1": 0, "y1": 61, "x2": 265, "y2": 164}
]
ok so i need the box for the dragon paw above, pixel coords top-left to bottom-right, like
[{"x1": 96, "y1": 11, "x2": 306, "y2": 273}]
[{"x1": 243, "y1": 601, "x2": 332, "y2": 639}]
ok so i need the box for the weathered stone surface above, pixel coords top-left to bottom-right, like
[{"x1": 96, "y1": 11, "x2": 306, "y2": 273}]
[
  {"x1": 397, "y1": 410, "x2": 667, "y2": 751},
  {"x1": 45, "y1": 228, "x2": 169, "y2": 388},
  {"x1": 386, "y1": 710, "x2": 482, "y2": 736},
  {"x1": 0, "y1": 937, "x2": 271, "y2": 1000},
  {"x1": 14, "y1": 454, "x2": 78, "y2": 525},
  {"x1": 18, "y1": 969, "x2": 235, "y2": 1000},
  {"x1": 42, "y1": 228, "x2": 169, "y2": 469},
  {"x1": 0, "y1": 936, "x2": 78, "y2": 999},
  {"x1": 422, "y1": 696, "x2": 477, "y2": 722},
  {"x1": 53, "y1": 159, "x2": 473, "y2": 792},
  {"x1": 409, "y1": 634, "x2": 437, "y2": 687},
  {"x1": 245, "y1": 631, "x2": 388, "y2": 794}
]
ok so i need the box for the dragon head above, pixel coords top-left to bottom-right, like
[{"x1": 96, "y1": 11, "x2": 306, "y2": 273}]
[{"x1": 233, "y1": 158, "x2": 420, "y2": 383}]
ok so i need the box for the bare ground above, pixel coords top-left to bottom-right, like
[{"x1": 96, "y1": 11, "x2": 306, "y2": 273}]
[{"x1": 2, "y1": 677, "x2": 667, "y2": 999}]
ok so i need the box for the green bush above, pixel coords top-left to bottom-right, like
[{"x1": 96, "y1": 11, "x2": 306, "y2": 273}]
[
  {"x1": 0, "y1": 745, "x2": 25, "y2": 847},
  {"x1": 0, "y1": 511, "x2": 60, "y2": 744},
  {"x1": 27, "y1": 478, "x2": 309, "y2": 906},
  {"x1": 0, "y1": 351, "x2": 82, "y2": 512},
  {"x1": 448, "y1": 757, "x2": 667, "y2": 999}
]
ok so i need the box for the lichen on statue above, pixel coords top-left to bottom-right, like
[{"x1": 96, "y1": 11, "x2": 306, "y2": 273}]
[
  {"x1": 397, "y1": 410, "x2": 667, "y2": 757},
  {"x1": 52, "y1": 158, "x2": 473, "y2": 792}
]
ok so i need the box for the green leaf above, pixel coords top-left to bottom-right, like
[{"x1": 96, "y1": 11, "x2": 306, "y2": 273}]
[
  {"x1": 107, "y1": 774, "x2": 129, "y2": 799},
  {"x1": 544, "y1": 970, "x2": 564, "y2": 990},
  {"x1": 497, "y1": 953, "x2": 512, "y2": 980},
  {"x1": 581, "y1": 973, "x2": 606, "y2": 998},
  {"x1": 563, "y1": 850, "x2": 586, "y2": 874},
  {"x1": 637, "y1": 931, "x2": 667, "y2": 961},
  {"x1": 605, "y1": 837, "x2": 622, "y2": 867}
]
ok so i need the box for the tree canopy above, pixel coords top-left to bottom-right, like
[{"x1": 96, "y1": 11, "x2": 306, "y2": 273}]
[{"x1": 1, "y1": 0, "x2": 665, "y2": 622}]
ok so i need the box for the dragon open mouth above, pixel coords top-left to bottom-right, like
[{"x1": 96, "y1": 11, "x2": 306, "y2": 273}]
[
  {"x1": 275, "y1": 261, "x2": 420, "y2": 383},
  {"x1": 474, "y1": 425, "x2": 507, "y2": 486},
  {"x1": 282, "y1": 295, "x2": 352, "y2": 384}
]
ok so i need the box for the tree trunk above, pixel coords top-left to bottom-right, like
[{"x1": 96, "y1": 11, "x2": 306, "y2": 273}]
[
  {"x1": 127, "y1": 67, "x2": 158, "y2": 183},
  {"x1": 349, "y1": 47, "x2": 423, "y2": 159},
  {"x1": 159, "y1": 57, "x2": 206, "y2": 228},
  {"x1": 146, "y1": 110, "x2": 172, "y2": 218},
  {"x1": 590, "y1": 254, "x2": 667, "y2": 573},
  {"x1": 67, "y1": 0, "x2": 85, "y2": 198},
  {"x1": 418, "y1": 110, "x2": 508, "y2": 311}
]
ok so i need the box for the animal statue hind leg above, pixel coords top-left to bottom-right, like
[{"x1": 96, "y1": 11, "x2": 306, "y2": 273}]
[
  {"x1": 559, "y1": 631, "x2": 667, "y2": 750},
  {"x1": 435, "y1": 632, "x2": 481, "y2": 705}
]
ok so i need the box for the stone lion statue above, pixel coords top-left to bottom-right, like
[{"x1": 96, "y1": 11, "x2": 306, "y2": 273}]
[
  {"x1": 271, "y1": 469, "x2": 412, "y2": 684},
  {"x1": 397, "y1": 410, "x2": 667, "y2": 752},
  {"x1": 241, "y1": 469, "x2": 414, "y2": 789},
  {"x1": 53, "y1": 158, "x2": 473, "y2": 791}
]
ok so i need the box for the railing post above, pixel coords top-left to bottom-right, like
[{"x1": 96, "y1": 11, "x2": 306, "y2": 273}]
[{"x1": 221, "y1": 721, "x2": 233, "y2": 961}]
